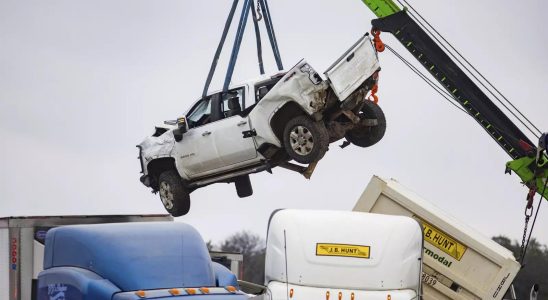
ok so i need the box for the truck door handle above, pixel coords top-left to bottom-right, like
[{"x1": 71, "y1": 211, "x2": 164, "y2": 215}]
[
  {"x1": 202, "y1": 131, "x2": 211, "y2": 136},
  {"x1": 237, "y1": 121, "x2": 247, "y2": 126}
]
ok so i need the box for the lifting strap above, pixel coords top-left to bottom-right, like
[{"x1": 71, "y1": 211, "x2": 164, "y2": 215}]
[
  {"x1": 202, "y1": 0, "x2": 284, "y2": 98},
  {"x1": 223, "y1": 0, "x2": 253, "y2": 92},
  {"x1": 250, "y1": 0, "x2": 264, "y2": 75},
  {"x1": 258, "y1": 0, "x2": 283, "y2": 71},
  {"x1": 202, "y1": 0, "x2": 239, "y2": 99}
]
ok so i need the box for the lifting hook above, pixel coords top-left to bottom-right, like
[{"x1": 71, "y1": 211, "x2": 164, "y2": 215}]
[{"x1": 371, "y1": 29, "x2": 385, "y2": 52}]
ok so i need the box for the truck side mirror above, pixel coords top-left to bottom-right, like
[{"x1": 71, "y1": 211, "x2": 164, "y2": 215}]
[
  {"x1": 177, "y1": 117, "x2": 188, "y2": 133},
  {"x1": 174, "y1": 117, "x2": 188, "y2": 142},
  {"x1": 257, "y1": 86, "x2": 269, "y2": 100}
]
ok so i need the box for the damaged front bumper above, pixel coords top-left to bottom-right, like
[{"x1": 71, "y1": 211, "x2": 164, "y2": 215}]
[
  {"x1": 137, "y1": 130, "x2": 176, "y2": 187},
  {"x1": 136, "y1": 145, "x2": 152, "y2": 187}
]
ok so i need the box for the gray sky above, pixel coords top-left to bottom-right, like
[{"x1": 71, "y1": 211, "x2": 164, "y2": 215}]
[{"x1": 1, "y1": 0, "x2": 547, "y2": 246}]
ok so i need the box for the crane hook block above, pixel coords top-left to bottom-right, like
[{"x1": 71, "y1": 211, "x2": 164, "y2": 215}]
[{"x1": 371, "y1": 29, "x2": 385, "y2": 52}]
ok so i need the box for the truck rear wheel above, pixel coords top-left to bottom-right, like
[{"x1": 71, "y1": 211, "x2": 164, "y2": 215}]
[
  {"x1": 235, "y1": 175, "x2": 253, "y2": 198},
  {"x1": 345, "y1": 101, "x2": 386, "y2": 148},
  {"x1": 283, "y1": 115, "x2": 329, "y2": 164},
  {"x1": 158, "y1": 170, "x2": 191, "y2": 217}
]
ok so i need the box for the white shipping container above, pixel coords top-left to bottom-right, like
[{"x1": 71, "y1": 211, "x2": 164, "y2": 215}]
[
  {"x1": 0, "y1": 214, "x2": 172, "y2": 300},
  {"x1": 353, "y1": 176, "x2": 521, "y2": 300}
]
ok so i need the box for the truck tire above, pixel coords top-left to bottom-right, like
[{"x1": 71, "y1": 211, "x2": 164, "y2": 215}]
[
  {"x1": 235, "y1": 175, "x2": 253, "y2": 198},
  {"x1": 345, "y1": 101, "x2": 386, "y2": 148},
  {"x1": 283, "y1": 115, "x2": 329, "y2": 164},
  {"x1": 158, "y1": 170, "x2": 191, "y2": 217}
]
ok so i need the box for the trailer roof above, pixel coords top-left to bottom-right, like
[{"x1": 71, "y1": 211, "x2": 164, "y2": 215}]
[{"x1": 0, "y1": 214, "x2": 172, "y2": 228}]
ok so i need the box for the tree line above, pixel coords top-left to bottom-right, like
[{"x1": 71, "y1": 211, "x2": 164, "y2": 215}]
[{"x1": 493, "y1": 236, "x2": 547, "y2": 299}]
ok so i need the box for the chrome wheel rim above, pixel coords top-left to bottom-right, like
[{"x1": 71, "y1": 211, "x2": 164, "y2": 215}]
[
  {"x1": 289, "y1": 125, "x2": 314, "y2": 156},
  {"x1": 159, "y1": 181, "x2": 174, "y2": 210}
]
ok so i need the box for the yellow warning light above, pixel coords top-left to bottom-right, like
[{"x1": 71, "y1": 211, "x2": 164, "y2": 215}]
[
  {"x1": 226, "y1": 286, "x2": 237, "y2": 293},
  {"x1": 168, "y1": 289, "x2": 180, "y2": 295},
  {"x1": 290, "y1": 288, "x2": 294, "y2": 298},
  {"x1": 200, "y1": 287, "x2": 210, "y2": 294},
  {"x1": 135, "y1": 290, "x2": 146, "y2": 298},
  {"x1": 186, "y1": 288, "x2": 196, "y2": 295}
]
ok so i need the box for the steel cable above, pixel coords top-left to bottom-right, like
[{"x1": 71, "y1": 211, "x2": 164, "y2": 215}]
[
  {"x1": 396, "y1": 0, "x2": 541, "y2": 139},
  {"x1": 385, "y1": 44, "x2": 469, "y2": 114}
]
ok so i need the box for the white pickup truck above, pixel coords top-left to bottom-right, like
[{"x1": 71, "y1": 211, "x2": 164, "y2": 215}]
[{"x1": 138, "y1": 34, "x2": 384, "y2": 216}]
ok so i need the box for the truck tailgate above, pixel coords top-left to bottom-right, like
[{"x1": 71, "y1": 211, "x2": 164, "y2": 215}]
[{"x1": 324, "y1": 34, "x2": 380, "y2": 101}]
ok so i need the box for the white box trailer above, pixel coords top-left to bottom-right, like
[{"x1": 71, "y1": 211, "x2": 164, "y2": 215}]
[
  {"x1": 0, "y1": 214, "x2": 172, "y2": 300},
  {"x1": 262, "y1": 209, "x2": 423, "y2": 300},
  {"x1": 353, "y1": 176, "x2": 521, "y2": 300}
]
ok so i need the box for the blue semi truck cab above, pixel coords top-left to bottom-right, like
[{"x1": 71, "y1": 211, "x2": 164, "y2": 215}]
[{"x1": 37, "y1": 222, "x2": 249, "y2": 300}]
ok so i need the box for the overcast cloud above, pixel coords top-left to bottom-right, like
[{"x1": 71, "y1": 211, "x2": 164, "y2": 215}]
[{"x1": 1, "y1": 0, "x2": 547, "y2": 245}]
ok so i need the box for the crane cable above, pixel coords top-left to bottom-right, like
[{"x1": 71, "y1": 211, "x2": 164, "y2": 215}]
[
  {"x1": 384, "y1": 44, "x2": 469, "y2": 115},
  {"x1": 396, "y1": 0, "x2": 542, "y2": 139},
  {"x1": 385, "y1": 43, "x2": 533, "y2": 148},
  {"x1": 398, "y1": 0, "x2": 542, "y2": 138}
]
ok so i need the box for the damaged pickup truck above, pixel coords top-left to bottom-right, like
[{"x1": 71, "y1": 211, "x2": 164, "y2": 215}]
[{"x1": 138, "y1": 34, "x2": 385, "y2": 216}]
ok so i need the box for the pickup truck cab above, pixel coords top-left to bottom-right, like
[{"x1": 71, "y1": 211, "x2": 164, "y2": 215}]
[{"x1": 138, "y1": 33, "x2": 385, "y2": 216}]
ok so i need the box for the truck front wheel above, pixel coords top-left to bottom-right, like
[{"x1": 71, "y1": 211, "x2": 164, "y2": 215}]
[
  {"x1": 158, "y1": 170, "x2": 191, "y2": 217},
  {"x1": 283, "y1": 115, "x2": 329, "y2": 164},
  {"x1": 345, "y1": 101, "x2": 386, "y2": 148}
]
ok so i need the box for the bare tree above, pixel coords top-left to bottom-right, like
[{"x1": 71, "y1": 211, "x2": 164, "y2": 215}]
[
  {"x1": 220, "y1": 231, "x2": 266, "y2": 284},
  {"x1": 205, "y1": 240, "x2": 215, "y2": 251}
]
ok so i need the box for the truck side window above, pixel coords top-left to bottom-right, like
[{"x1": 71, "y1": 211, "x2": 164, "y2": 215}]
[
  {"x1": 254, "y1": 76, "x2": 283, "y2": 103},
  {"x1": 187, "y1": 98, "x2": 212, "y2": 128},
  {"x1": 221, "y1": 88, "x2": 245, "y2": 118}
]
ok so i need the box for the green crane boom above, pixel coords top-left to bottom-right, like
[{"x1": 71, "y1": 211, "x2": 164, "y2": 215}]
[
  {"x1": 361, "y1": 0, "x2": 400, "y2": 18},
  {"x1": 359, "y1": 0, "x2": 548, "y2": 200}
]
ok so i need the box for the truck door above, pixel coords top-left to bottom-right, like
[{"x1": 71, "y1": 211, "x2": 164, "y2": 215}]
[
  {"x1": 212, "y1": 86, "x2": 258, "y2": 168},
  {"x1": 175, "y1": 96, "x2": 222, "y2": 177}
]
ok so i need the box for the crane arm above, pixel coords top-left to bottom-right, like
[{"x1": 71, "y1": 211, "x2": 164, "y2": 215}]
[{"x1": 360, "y1": 0, "x2": 548, "y2": 199}]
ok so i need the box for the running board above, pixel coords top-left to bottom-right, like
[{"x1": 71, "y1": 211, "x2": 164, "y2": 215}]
[
  {"x1": 279, "y1": 161, "x2": 319, "y2": 179},
  {"x1": 189, "y1": 160, "x2": 320, "y2": 189},
  {"x1": 188, "y1": 164, "x2": 271, "y2": 189}
]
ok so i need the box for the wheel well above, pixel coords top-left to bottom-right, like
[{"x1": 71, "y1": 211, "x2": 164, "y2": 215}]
[
  {"x1": 147, "y1": 157, "x2": 176, "y2": 188},
  {"x1": 270, "y1": 101, "x2": 307, "y2": 143}
]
